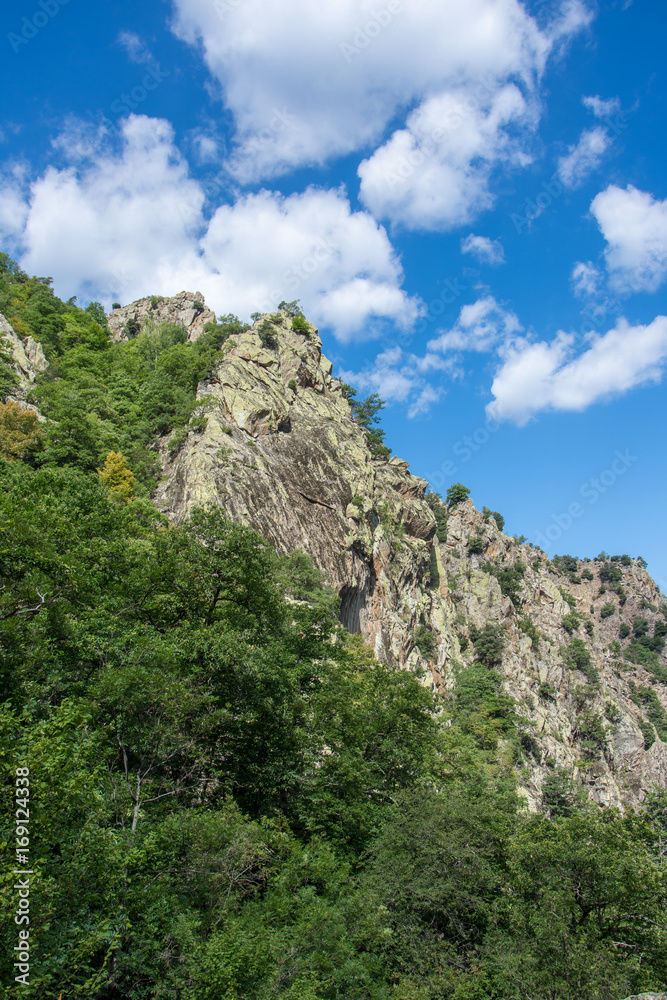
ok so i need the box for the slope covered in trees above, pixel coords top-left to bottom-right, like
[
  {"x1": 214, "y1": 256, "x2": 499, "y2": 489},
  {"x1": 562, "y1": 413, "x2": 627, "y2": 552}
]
[{"x1": 1, "y1": 255, "x2": 666, "y2": 999}]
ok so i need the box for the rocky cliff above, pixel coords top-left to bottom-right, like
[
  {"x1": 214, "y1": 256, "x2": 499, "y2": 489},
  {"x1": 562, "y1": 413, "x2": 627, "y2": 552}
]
[
  {"x1": 0, "y1": 312, "x2": 48, "y2": 411},
  {"x1": 107, "y1": 291, "x2": 216, "y2": 343},
  {"x1": 152, "y1": 306, "x2": 667, "y2": 813}
]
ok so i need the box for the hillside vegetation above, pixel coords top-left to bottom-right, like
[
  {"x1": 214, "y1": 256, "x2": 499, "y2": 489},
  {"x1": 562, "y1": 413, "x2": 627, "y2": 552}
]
[{"x1": 1, "y1": 255, "x2": 666, "y2": 1000}]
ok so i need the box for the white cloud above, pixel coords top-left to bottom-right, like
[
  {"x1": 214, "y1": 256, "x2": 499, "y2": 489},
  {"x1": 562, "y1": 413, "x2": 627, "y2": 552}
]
[
  {"x1": 339, "y1": 344, "x2": 442, "y2": 418},
  {"x1": 7, "y1": 116, "x2": 419, "y2": 341},
  {"x1": 571, "y1": 260, "x2": 603, "y2": 298},
  {"x1": 487, "y1": 315, "x2": 667, "y2": 424},
  {"x1": 117, "y1": 31, "x2": 153, "y2": 65},
  {"x1": 591, "y1": 184, "x2": 667, "y2": 294},
  {"x1": 358, "y1": 83, "x2": 536, "y2": 230},
  {"x1": 461, "y1": 233, "x2": 506, "y2": 265},
  {"x1": 556, "y1": 126, "x2": 610, "y2": 189},
  {"x1": 428, "y1": 296, "x2": 521, "y2": 354},
  {"x1": 582, "y1": 94, "x2": 620, "y2": 119},
  {"x1": 193, "y1": 135, "x2": 219, "y2": 164},
  {"x1": 170, "y1": 0, "x2": 589, "y2": 183}
]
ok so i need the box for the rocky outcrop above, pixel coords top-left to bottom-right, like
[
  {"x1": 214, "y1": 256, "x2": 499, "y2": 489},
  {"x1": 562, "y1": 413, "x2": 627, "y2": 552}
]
[
  {"x1": 1, "y1": 313, "x2": 48, "y2": 415},
  {"x1": 1, "y1": 313, "x2": 48, "y2": 386},
  {"x1": 154, "y1": 306, "x2": 667, "y2": 812},
  {"x1": 107, "y1": 291, "x2": 217, "y2": 343}
]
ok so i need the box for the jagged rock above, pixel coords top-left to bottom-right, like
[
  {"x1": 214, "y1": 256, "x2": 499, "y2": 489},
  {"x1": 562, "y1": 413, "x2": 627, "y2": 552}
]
[
  {"x1": 1, "y1": 313, "x2": 48, "y2": 418},
  {"x1": 621, "y1": 994, "x2": 667, "y2": 1000},
  {"x1": 1, "y1": 314, "x2": 48, "y2": 384},
  {"x1": 107, "y1": 291, "x2": 217, "y2": 343},
  {"x1": 153, "y1": 303, "x2": 667, "y2": 812}
]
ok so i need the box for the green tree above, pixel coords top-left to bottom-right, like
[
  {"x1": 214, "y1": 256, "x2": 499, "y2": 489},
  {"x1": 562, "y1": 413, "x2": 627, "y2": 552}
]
[{"x1": 446, "y1": 482, "x2": 471, "y2": 506}]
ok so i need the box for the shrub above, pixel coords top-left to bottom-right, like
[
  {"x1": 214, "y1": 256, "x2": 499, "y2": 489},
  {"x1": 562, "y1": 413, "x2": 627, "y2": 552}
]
[
  {"x1": 577, "y1": 710, "x2": 607, "y2": 759},
  {"x1": 258, "y1": 320, "x2": 278, "y2": 349},
  {"x1": 563, "y1": 638, "x2": 598, "y2": 683},
  {"x1": 518, "y1": 616, "x2": 541, "y2": 647},
  {"x1": 125, "y1": 316, "x2": 141, "y2": 338},
  {"x1": 559, "y1": 586, "x2": 577, "y2": 608},
  {"x1": 414, "y1": 625, "x2": 437, "y2": 660},
  {"x1": 542, "y1": 768, "x2": 580, "y2": 816},
  {"x1": 426, "y1": 491, "x2": 448, "y2": 539},
  {"x1": 277, "y1": 299, "x2": 304, "y2": 318},
  {"x1": 445, "y1": 482, "x2": 470, "y2": 506},
  {"x1": 343, "y1": 385, "x2": 391, "y2": 459},
  {"x1": 470, "y1": 623, "x2": 505, "y2": 667},
  {"x1": 483, "y1": 561, "x2": 525, "y2": 606},
  {"x1": 600, "y1": 603, "x2": 616, "y2": 619},
  {"x1": 483, "y1": 506, "x2": 505, "y2": 531},
  {"x1": 561, "y1": 612, "x2": 580, "y2": 634},
  {"x1": 538, "y1": 681, "x2": 556, "y2": 701},
  {"x1": 554, "y1": 554, "x2": 579, "y2": 575},
  {"x1": 599, "y1": 562, "x2": 622, "y2": 584},
  {"x1": 291, "y1": 314, "x2": 310, "y2": 336}
]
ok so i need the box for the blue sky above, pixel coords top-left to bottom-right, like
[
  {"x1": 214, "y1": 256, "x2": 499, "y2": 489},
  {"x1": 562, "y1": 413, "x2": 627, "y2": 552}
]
[{"x1": 1, "y1": 0, "x2": 666, "y2": 588}]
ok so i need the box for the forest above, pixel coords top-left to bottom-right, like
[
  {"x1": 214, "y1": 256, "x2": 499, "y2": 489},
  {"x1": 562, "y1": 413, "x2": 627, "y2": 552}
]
[{"x1": 1, "y1": 253, "x2": 666, "y2": 999}]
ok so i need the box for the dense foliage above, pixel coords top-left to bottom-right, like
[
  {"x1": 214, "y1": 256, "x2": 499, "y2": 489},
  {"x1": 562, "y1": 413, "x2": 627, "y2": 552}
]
[
  {"x1": 0, "y1": 252, "x2": 248, "y2": 490},
  {"x1": 1, "y1": 257, "x2": 666, "y2": 999}
]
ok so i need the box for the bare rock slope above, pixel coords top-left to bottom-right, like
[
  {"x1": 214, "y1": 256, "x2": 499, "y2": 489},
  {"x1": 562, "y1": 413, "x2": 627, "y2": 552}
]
[{"x1": 155, "y1": 309, "x2": 667, "y2": 811}]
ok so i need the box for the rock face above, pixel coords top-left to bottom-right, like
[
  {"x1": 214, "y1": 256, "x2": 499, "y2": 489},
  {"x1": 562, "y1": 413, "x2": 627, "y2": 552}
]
[
  {"x1": 107, "y1": 292, "x2": 217, "y2": 343},
  {"x1": 1, "y1": 313, "x2": 48, "y2": 413},
  {"x1": 155, "y1": 308, "x2": 667, "y2": 812}
]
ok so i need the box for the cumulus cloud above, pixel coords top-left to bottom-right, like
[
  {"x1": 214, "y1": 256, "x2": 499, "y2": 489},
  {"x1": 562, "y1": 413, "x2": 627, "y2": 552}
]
[
  {"x1": 487, "y1": 315, "x2": 667, "y2": 423},
  {"x1": 583, "y1": 94, "x2": 621, "y2": 119},
  {"x1": 342, "y1": 292, "x2": 667, "y2": 423},
  {"x1": 591, "y1": 184, "x2": 667, "y2": 294},
  {"x1": 428, "y1": 296, "x2": 521, "y2": 354},
  {"x1": 8, "y1": 116, "x2": 420, "y2": 340},
  {"x1": 461, "y1": 233, "x2": 506, "y2": 266},
  {"x1": 556, "y1": 126, "x2": 610, "y2": 189},
  {"x1": 358, "y1": 83, "x2": 536, "y2": 230},
  {"x1": 170, "y1": 0, "x2": 589, "y2": 187}
]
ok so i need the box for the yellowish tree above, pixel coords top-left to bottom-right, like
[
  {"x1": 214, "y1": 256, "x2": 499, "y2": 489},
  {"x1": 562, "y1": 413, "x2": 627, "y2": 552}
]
[
  {"x1": 0, "y1": 399, "x2": 43, "y2": 460},
  {"x1": 98, "y1": 451, "x2": 136, "y2": 500}
]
